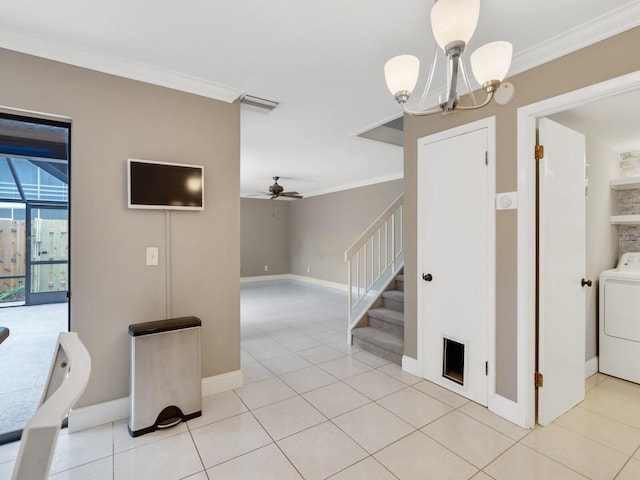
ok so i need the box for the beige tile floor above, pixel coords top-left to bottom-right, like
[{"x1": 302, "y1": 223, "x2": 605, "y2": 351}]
[{"x1": 1, "y1": 280, "x2": 640, "y2": 479}]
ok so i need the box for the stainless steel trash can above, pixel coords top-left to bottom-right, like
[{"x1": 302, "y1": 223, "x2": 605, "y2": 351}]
[{"x1": 128, "y1": 316, "x2": 202, "y2": 437}]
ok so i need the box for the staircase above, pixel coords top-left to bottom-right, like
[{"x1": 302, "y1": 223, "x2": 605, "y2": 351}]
[
  {"x1": 344, "y1": 194, "x2": 404, "y2": 366},
  {"x1": 351, "y1": 271, "x2": 404, "y2": 365}
]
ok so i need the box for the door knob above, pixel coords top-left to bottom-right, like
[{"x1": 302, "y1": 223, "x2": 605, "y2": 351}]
[
  {"x1": 581, "y1": 278, "x2": 592, "y2": 287},
  {"x1": 422, "y1": 273, "x2": 433, "y2": 282}
]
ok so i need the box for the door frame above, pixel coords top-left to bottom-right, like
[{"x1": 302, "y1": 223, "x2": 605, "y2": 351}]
[
  {"x1": 516, "y1": 69, "x2": 640, "y2": 428},
  {"x1": 416, "y1": 116, "x2": 497, "y2": 413}
]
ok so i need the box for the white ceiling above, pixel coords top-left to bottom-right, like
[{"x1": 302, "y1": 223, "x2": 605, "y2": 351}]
[
  {"x1": 0, "y1": 0, "x2": 639, "y2": 197},
  {"x1": 551, "y1": 89, "x2": 640, "y2": 154}
]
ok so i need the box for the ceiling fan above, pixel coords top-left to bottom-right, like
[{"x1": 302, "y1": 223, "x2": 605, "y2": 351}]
[{"x1": 267, "y1": 176, "x2": 303, "y2": 200}]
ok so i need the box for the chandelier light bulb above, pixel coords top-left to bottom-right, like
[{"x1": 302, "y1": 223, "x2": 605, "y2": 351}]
[
  {"x1": 470, "y1": 41, "x2": 513, "y2": 86},
  {"x1": 384, "y1": 55, "x2": 420, "y2": 98},
  {"x1": 430, "y1": 0, "x2": 480, "y2": 50}
]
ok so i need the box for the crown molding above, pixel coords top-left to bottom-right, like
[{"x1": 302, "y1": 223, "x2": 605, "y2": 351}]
[
  {"x1": 0, "y1": 28, "x2": 242, "y2": 103},
  {"x1": 240, "y1": 172, "x2": 404, "y2": 200},
  {"x1": 303, "y1": 172, "x2": 404, "y2": 198},
  {"x1": 509, "y1": 2, "x2": 640, "y2": 77}
]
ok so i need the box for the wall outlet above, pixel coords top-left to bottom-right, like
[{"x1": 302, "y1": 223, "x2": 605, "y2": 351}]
[
  {"x1": 146, "y1": 247, "x2": 159, "y2": 266},
  {"x1": 264, "y1": 265, "x2": 268, "y2": 272},
  {"x1": 307, "y1": 266, "x2": 311, "y2": 273}
]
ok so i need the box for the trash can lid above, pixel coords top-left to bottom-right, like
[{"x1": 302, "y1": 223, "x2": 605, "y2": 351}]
[{"x1": 128, "y1": 316, "x2": 201, "y2": 336}]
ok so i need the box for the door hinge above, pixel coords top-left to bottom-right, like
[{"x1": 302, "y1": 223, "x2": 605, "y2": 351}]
[
  {"x1": 535, "y1": 372, "x2": 544, "y2": 388},
  {"x1": 485, "y1": 151, "x2": 488, "y2": 166},
  {"x1": 485, "y1": 361, "x2": 488, "y2": 376},
  {"x1": 535, "y1": 144, "x2": 544, "y2": 161}
]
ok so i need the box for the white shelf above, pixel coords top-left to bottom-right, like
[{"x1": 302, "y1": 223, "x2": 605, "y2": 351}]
[
  {"x1": 610, "y1": 176, "x2": 640, "y2": 190},
  {"x1": 610, "y1": 215, "x2": 640, "y2": 225}
]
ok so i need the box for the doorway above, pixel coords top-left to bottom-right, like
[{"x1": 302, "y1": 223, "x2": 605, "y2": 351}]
[
  {"x1": 0, "y1": 112, "x2": 70, "y2": 442},
  {"x1": 417, "y1": 117, "x2": 496, "y2": 408},
  {"x1": 516, "y1": 70, "x2": 640, "y2": 428}
]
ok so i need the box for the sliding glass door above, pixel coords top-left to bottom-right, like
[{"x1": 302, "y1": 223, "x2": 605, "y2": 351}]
[
  {"x1": 0, "y1": 113, "x2": 70, "y2": 443},
  {"x1": 26, "y1": 204, "x2": 68, "y2": 305}
]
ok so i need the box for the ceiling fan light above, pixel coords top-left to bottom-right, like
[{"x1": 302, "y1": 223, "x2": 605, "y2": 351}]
[
  {"x1": 384, "y1": 55, "x2": 420, "y2": 98},
  {"x1": 430, "y1": 0, "x2": 480, "y2": 50},
  {"x1": 470, "y1": 41, "x2": 513, "y2": 85}
]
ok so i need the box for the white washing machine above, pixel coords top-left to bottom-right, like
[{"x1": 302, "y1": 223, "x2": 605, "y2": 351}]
[{"x1": 599, "y1": 252, "x2": 640, "y2": 384}]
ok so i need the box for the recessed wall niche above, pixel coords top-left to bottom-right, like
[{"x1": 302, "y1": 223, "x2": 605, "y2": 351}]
[{"x1": 620, "y1": 151, "x2": 640, "y2": 253}]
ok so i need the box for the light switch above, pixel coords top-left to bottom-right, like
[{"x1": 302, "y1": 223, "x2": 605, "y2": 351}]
[{"x1": 146, "y1": 247, "x2": 159, "y2": 266}]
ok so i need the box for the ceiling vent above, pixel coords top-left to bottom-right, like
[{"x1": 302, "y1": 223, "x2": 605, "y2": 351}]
[
  {"x1": 358, "y1": 116, "x2": 404, "y2": 147},
  {"x1": 240, "y1": 94, "x2": 279, "y2": 111}
]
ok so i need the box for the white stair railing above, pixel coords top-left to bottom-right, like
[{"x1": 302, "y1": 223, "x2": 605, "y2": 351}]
[{"x1": 344, "y1": 194, "x2": 404, "y2": 342}]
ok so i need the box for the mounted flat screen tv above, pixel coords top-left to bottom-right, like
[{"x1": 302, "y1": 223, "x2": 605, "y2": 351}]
[{"x1": 128, "y1": 158, "x2": 204, "y2": 211}]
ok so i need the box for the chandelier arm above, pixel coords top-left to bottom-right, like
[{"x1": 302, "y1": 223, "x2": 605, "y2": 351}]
[
  {"x1": 399, "y1": 103, "x2": 444, "y2": 116},
  {"x1": 458, "y1": 58, "x2": 477, "y2": 107},
  {"x1": 454, "y1": 89, "x2": 496, "y2": 110},
  {"x1": 419, "y1": 44, "x2": 440, "y2": 109}
]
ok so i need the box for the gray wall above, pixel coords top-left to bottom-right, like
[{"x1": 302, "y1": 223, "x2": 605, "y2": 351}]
[
  {"x1": 241, "y1": 198, "x2": 290, "y2": 276},
  {"x1": 585, "y1": 139, "x2": 619, "y2": 361},
  {"x1": 404, "y1": 27, "x2": 640, "y2": 401},
  {"x1": 0, "y1": 48, "x2": 241, "y2": 408},
  {"x1": 289, "y1": 179, "x2": 404, "y2": 284}
]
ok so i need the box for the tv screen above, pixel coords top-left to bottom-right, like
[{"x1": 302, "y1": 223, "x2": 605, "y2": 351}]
[{"x1": 128, "y1": 159, "x2": 204, "y2": 210}]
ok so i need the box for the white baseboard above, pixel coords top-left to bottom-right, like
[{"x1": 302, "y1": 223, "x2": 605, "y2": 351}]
[
  {"x1": 288, "y1": 274, "x2": 349, "y2": 292},
  {"x1": 402, "y1": 355, "x2": 422, "y2": 377},
  {"x1": 68, "y1": 396, "x2": 129, "y2": 433},
  {"x1": 68, "y1": 370, "x2": 243, "y2": 433},
  {"x1": 202, "y1": 369, "x2": 243, "y2": 397},
  {"x1": 489, "y1": 393, "x2": 530, "y2": 429},
  {"x1": 585, "y1": 356, "x2": 599, "y2": 379},
  {"x1": 241, "y1": 274, "x2": 289, "y2": 283},
  {"x1": 402, "y1": 354, "x2": 530, "y2": 429},
  {"x1": 241, "y1": 273, "x2": 348, "y2": 292}
]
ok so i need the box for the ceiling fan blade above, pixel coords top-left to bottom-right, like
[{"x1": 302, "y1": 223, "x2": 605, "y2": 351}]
[
  {"x1": 270, "y1": 194, "x2": 279, "y2": 200},
  {"x1": 281, "y1": 192, "x2": 303, "y2": 199}
]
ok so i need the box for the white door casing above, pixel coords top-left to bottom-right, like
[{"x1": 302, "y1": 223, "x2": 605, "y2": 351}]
[
  {"x1": 417, "y1": 118, "x2": 496, "y2": 407},
  {"x1": 537, "y1": 118, "x2": 586, "y2": 425}
]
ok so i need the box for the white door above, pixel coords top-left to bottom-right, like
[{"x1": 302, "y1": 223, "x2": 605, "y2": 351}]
[
  {"x1": 419, "y1": 126, "x2": 491, "y2": 406},
  {"x1": 538, "y1": 118, "x2": 586, "y2": 425}
]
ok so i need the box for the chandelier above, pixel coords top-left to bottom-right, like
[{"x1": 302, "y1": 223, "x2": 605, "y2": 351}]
[{"x1": 384, "y1": 0, "x2": 514, "y2": 116}]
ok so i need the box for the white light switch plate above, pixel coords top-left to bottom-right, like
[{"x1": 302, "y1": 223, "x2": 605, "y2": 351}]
[{"x1": 146, "y1": 247, "x2": 159, "y2": 266}]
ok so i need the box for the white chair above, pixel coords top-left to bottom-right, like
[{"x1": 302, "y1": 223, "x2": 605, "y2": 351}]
[{"x1": 11, "y1": 332, "x2": 91, "y2": 480}]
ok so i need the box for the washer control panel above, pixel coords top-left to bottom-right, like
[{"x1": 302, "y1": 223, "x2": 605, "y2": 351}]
[{"x1": 617, "y1": 252, "x2": 640, "y2": 270}]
